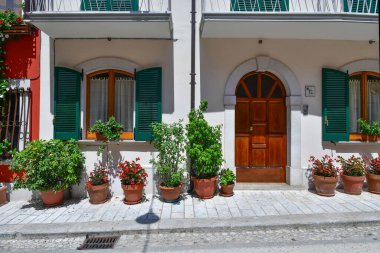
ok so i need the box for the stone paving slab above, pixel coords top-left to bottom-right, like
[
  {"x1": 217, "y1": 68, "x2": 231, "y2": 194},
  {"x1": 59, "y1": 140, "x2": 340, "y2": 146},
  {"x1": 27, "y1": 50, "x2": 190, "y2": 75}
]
[{"x1": 0, "y1": 190, "x2": 380, "y2": 238}]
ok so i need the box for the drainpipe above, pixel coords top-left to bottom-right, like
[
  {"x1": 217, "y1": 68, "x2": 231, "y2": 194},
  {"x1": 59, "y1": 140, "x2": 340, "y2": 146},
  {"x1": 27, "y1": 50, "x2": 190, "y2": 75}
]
[{"x1": 190, "y1": 0, "x2": 196, "y2": 110}]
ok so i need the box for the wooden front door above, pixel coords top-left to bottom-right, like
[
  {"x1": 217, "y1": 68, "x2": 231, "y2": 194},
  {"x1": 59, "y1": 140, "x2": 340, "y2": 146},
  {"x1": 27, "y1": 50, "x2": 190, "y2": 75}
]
[{"x1": 235, "y1": 72, "x2": 287, "y2": 182}]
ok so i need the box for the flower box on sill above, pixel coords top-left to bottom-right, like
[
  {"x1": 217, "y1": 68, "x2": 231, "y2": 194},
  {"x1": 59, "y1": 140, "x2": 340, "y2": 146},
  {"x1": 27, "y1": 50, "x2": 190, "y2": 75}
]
[{"x1": 3, "y1": 25, "x2": 32, "y2": 35}]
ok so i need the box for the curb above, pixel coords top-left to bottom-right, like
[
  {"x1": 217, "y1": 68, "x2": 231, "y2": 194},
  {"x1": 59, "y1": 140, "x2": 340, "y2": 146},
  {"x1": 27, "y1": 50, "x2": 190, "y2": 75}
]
[{"x1": 0, "y1": 211, "x2": 380, "y2": 239}]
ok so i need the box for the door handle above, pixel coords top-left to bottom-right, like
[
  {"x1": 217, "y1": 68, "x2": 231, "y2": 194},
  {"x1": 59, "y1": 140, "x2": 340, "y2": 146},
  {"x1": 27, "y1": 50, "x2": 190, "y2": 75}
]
[
  {"x1": 250, "y1": 126, "x2": 253, "y2": 132},
  {"x1": 324, "y1": 116, "x2": 328, "y2": 126}
]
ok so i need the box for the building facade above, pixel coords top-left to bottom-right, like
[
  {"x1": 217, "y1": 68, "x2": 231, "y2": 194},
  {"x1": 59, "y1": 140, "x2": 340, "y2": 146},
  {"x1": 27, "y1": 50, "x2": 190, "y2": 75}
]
[{"x1": 2, "y1": 0, "x2": 379, "y2": 200}]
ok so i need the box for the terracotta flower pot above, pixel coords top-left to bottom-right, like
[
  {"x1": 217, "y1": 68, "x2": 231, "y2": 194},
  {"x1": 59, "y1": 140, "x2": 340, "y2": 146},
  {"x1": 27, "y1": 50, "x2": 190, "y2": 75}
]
[
  {"x1": 368, "y1": 135, "x2": 377, "y2": 142},
  {"x1": 0, "y1": 186, "x2": 8, "y2": 206},
  {"x1": 122, "y1": 184, "x2": 144, "y2": 205},
  {"x1": 341, "y1": 175, "x2": 365, "y2": 195},
  {"x1": 220, "y1": 183, "x2": 235, "y2": 197},
  {"x1": 192, "y1": 177, "x2": 217, "y2": 199},
  {"x1": 366, "y1": 173, "x2": 380, "y2": 194},
  {"x1": 313, "y1": 174, "x2": 337, "y2": 197},
  {"x1": 160, "y1": 184, "x2": 182, "y2": 202},
  {"x1": 87, "y1": 183, "x2": 109, "y2": 204},
  {"x1": 95, "y1": 132, "x2": 107, "y2": 141},
  {"x1": 40, "y1": 189, "x2": 64, "y2": 207},
  {"x1": 361, "y1": 134, "x2": 368, "y2": 142}
]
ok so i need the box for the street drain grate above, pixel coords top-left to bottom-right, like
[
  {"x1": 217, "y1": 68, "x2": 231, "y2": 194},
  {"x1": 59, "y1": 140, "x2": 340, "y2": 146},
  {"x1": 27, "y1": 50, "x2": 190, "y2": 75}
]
[{"x1": 77, "y1": 235, "x2": 120, "y2": 250}]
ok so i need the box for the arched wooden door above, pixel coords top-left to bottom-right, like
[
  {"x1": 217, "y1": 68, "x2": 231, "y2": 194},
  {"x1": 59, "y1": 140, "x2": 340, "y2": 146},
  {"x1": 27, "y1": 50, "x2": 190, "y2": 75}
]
[{"x1": 235, "y1": 72, "x2": 287, "y2": 182}]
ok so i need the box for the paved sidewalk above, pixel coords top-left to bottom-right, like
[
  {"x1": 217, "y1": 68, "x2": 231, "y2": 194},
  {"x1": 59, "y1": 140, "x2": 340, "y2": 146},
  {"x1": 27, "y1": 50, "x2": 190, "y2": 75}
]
[{"x1": 0, "y1": 190, "x2": 380, "y2": 238}]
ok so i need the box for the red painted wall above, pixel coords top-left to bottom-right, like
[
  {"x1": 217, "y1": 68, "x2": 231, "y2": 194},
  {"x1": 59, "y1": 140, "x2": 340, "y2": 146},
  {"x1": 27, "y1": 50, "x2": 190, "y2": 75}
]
[{"x1": 4, "y1": 29, "x2": 40, "y2": 141}]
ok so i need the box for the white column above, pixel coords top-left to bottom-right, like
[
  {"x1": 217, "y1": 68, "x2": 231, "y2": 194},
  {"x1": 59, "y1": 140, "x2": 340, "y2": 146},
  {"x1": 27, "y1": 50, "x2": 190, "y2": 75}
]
[
  {"x1": 39, "y1": 32, "x2": 55, "y2": 140},
  {"x1": 224, "y1": 95, "x2": 236, "y2": 173}
]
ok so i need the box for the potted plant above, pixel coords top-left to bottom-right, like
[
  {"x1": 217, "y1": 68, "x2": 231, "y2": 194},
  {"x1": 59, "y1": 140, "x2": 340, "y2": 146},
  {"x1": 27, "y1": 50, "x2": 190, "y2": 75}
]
[
  {"x1": 366, "y1": 153, "x2": 380, "y2": 194},
  {"x1": 151, "y1": 121, "x2": 185, "y2": 202},
  {"x1": 118, "y1": 157, "x2": 147, "y2": 205},
  {"x1": 219, "y1": 168, "x2": 236, "y2": 197},
  {"x1": 371, "y1": 121, "x2": 380, "y2": 142},
  {"x1": 186, "y1": 100, "x2": 223, "y2": 199},
  {"x1": 86, "y1": 164, "x2": 109, "y2": 204},
  {"x1": 0, "y1": 139, "x2": 16, "y2": 160},
  {"x1": 358, "y1": 119, "x2": 371, "y2": 142},
  {"x1": 358, "y1": 119, "x2": 379, "y2": 142},
  {"x1": 309, "y1": 155, "x2": 338, "y2": 197},
  {"x1": 337, "y1": 155, "x2": 365, "y2": 195},
  {"x1": 90, "y1": 116, "x2": 124, "y2": 141},
  {"x1": 11, "y1": 139, "x2": 85, "y2": 207},
  {"x1": 0, "y1": 183, "x2": 7, "y2": 206}
]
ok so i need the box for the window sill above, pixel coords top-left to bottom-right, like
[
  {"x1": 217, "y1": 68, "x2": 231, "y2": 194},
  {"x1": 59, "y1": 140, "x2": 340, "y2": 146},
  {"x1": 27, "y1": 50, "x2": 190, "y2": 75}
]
[
  {"x1": 77, "y1": 140, "x2": 151, "y2": 146},
  {"x1": 334, "y1": 141, "x2": 380, "y2": 145}
]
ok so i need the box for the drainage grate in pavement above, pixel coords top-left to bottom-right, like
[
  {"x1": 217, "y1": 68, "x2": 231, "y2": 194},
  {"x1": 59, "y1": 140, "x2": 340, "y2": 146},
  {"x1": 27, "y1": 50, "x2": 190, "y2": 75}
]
[{"x1": 77, "y1": 235, "x2": 120, "y2": 250}]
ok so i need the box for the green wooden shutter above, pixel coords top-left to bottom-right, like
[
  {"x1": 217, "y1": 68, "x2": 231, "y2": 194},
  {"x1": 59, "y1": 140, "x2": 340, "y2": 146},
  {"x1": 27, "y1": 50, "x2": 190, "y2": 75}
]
[
  {"x1": 322, "y1": 68, "x2": 350, "y2": 142},
  {"x1": 112, "y1": 0, "x2": 139, "y2": 11},
  {"x1": 81, "y1": 0, "x2": 108, "y2": 11},
  {"x1": 81, "y1": 0, "x2": 139, "y2": 11},
  {"x1": 231, "y1": 0, "x2": 288, "y2": 12},
  {"x1": 343, "y1": 0, "x2": 378, "y2": 13},
  {"x1": 135, "y1": 67, "x2": 162, "y2": 141},
  {"x1": 54, "y1": 67, "x2": 81, "y2": 141}
]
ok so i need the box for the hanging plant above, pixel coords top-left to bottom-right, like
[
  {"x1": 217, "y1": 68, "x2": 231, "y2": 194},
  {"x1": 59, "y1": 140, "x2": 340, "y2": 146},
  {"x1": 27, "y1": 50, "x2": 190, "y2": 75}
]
[{"x1": 0, "y1": 10, "x2": 26, "y2": 101}]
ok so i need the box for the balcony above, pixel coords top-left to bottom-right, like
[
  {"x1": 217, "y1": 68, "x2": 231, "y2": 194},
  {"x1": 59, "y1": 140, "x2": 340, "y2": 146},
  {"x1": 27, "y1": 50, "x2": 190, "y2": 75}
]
[
  {"x1": 24, "y1": 0, "x2": 172, "y2": 39},
  {"x1": 201, "y1": 0, "x2": 378, "y2": 40}
]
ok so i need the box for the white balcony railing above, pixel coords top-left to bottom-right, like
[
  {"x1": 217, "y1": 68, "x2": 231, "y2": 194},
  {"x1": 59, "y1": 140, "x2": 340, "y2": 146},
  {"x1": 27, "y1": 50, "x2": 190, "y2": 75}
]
[
  {"x1": 25, "y1": 0, "x2": 171, "y2": 13},
  {"x1": 202, "y1": 0, "x2": 378, "y2": 14}
]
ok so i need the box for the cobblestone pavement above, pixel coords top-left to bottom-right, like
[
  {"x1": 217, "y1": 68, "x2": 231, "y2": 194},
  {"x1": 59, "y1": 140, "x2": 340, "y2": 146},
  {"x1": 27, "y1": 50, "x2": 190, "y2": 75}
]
[
  {"x1": 1, "y1": 190, "x2": 380, "y2": 225},
  {"x1": 0, "y1": 222, "x2": 379, "y2": 252}
]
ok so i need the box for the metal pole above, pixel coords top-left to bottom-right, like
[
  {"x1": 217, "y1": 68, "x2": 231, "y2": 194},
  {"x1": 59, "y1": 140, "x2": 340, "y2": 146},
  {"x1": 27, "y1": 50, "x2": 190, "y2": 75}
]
[{"x1": 190, "y1": 0, "x2": 196, "y2": 110}]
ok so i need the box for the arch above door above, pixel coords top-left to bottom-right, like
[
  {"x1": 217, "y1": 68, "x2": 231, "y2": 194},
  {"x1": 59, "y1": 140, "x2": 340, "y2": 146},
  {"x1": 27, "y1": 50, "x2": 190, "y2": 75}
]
[{"x1": 223, "y1": 56, "x2": 303, "y2": 186}]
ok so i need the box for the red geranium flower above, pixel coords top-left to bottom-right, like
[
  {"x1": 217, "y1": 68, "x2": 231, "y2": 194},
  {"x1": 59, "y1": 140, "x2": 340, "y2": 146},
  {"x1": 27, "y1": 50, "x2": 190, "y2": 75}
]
[{"x1": 16, "y1": 17, "x2": 22, "y2": 23}]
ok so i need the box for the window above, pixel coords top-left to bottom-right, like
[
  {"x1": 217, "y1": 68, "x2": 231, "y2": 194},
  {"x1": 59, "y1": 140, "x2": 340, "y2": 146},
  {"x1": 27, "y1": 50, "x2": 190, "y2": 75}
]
[
  {"x1": 349, "y1": 72, "x2": 380, "y2": 138},
  {"x1": 343, "y1": 0, "x2": 379, "y2": 14},
  {"x1": 81, "y1": 0, "x2": 139, "y2": 11},
  {"x1": 86, "y1": 70, "x2": 135, "y2": 140},
  {"x1": 231, "y1": 0, "x2": 289, "y2": 12}
]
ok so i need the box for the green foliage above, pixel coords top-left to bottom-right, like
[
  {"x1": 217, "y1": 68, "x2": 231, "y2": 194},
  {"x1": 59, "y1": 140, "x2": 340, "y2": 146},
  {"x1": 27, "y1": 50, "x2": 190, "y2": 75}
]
[
  {"x1": 151, "y1": 121, "x2": 185, "y2": 187},
  {"x1": 337, "y1": 155, "x2": 365, "y2": 177},
  {"x1": 0, "y1": 139, "x2": 16, "y2": 159},
  {"x1": 219, "y1": 168, "x2": 236, "y2": 186},
  {"x1": 11, "y1": 139, "x2": 85, "y2": 192},
  {"x1": 90, "y1": 116, "x2": 124, "y2": 141},
  {"x1": 186, "y1": 100, "x2": 223, "y2": 179},
  {"x1": 358, "y1": 119, "x2": 380, "y2": 136}
]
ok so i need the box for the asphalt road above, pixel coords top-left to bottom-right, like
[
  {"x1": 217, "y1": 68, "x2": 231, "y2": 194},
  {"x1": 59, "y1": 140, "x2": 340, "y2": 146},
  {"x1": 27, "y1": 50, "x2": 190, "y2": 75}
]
[{"x1": 1, "y1": 223, "x2": 379, "y2": 253}]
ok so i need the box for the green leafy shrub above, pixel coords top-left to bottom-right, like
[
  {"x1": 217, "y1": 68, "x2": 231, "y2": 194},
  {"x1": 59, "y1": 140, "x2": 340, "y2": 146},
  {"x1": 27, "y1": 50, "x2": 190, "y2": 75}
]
[
  {"x1": 358, "y1": 119, "x2": 380, "y2": 136},
  {"x1": 90, "y1": 116, "x2": 124, "y2": 141},
  {"x1": 186, "y1": 100, "x2": 223, "y2": 179},
  {"x1": 11, "y1": 139, "x2": 85, "y2": 192},
  {"x1": 151, "y1": 121, "x2": 185, "y2": 188},
  {"x1": 220, "y1": 168, "x2": 236, "y2": 186},
  {"x1": 0, "y1": 139, "x2": 16, "y2": 159}
]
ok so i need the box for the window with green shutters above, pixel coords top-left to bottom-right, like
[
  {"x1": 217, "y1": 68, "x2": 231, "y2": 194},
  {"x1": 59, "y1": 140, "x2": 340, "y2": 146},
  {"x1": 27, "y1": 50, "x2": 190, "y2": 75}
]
[
  {"x1": 231, "y1": 0, "x2": 289, "y2": 12},
  {"x1": 322, "y1": 68, "x2": 350, "y2": 142},
  {"x1": 343, "y1": 0, "x2": 379, "y2": 13},
  {"x1": 81, "y1": 0, "x2": 139, "y2": 11},
  {"x1": 54, "y1": 67, "x2": 81, "y2": 141},
  {"x1": 135, "y1": 67, "x2": 162, "y2": 141}
]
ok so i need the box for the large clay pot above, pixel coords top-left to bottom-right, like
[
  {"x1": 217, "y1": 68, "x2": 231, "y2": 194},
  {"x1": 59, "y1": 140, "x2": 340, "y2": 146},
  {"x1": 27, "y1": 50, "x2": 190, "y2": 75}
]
[
  {"x1": 313, "y1": 174, "x2": 337, "y2": 197},
  {"x1": 0, "y1": 186, "x2": 8, "y2": 206},
  {"x1": 95, "y1": 132, "x2": 107, "y2": 141},
  {"x1": 193, "y1": 177, "x2": 217, "y2": 199},
  {"x1": 366, "y1": 173, "x2": 380, "y2": 194},
  {"x1": 342, "y1": 175, "x2": 365, "y2": 195},
  {"x1": 87, "y1": 183, "x2": 109, "y2": 204},
  {"x1": 40, "y1": 189, "x2": 64, "y2": 207},
  {"x1": 160, "y1": 184, "x2": 182, "y2": 202},
  {"x1": 220, "y1": 183, "x2": 235, "y2": 197},
  {"x1": 122, "y1": 184, "x2": 144, "y2": 205}
]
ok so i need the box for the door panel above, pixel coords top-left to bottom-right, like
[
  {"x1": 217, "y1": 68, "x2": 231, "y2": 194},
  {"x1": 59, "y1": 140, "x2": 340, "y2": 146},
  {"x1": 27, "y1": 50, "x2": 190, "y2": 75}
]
[
  {"x1": 251, "y1": 101, "x2": 267, "y2": 122},
  {"x1": 235, "y1": 136, "x2": 249, "y2": 167},
  {"x1": 235, "y1": 101, "x2": 250, "y2": 133},
  {"x1": 267, "y1": 136, "x2": 284, "y2": 166},
  {"x1": 268, "y1": 101, "x2": 286, "y2": 134},
  {"x1": 251, "y1": 124, "x2": 266, "y2": 147},
  {"x1": 252, "y1": 149, "x2": 266, "y2": 166}
]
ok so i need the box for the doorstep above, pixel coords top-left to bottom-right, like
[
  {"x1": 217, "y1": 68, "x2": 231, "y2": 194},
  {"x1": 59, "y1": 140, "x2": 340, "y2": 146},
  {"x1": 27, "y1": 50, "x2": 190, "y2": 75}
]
[{"x1": 235, "y1": 183, "x2": 305, "y2": 191}]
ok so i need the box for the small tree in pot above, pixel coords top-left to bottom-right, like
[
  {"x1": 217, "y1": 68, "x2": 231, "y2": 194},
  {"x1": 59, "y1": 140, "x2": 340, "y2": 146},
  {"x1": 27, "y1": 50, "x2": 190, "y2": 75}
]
[
  {"x1": 309, "y1": 155, "x2": 339, "y2": 197},
  {"x1": 366, "y1": 153, "x2": 380, "y2": 194},
  {"x1": 186, "y1": 100, "x2": 223, "y2": 199},
  {"x1": 151, "y1": 121, "x2": 185, "y2": 202},
  {"x1": 219, "y1": 168, "x2": 236, "y2": 197},
  {"x1": 11, "y1": 139, "x2": 85, "y2": 207},
  {"x1": 337, "y1": 155, "x2": 365, "y2": 195}
]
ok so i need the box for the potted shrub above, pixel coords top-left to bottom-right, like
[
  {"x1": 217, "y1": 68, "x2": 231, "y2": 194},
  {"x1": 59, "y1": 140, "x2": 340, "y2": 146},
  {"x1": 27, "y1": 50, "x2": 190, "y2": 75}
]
[
  {"x1": 11, "y1": 139, "x2": 85, "y2": 207},
  {"x1": 371, "y1": 121, "x2": 380, "y2": 142},
  {"x1": 118, "y1": 157, "x2": 147, "y2": 205},
  {"x1": 90, "y1": 116, "x2": 124, "y2": 141},
  {"x1": 366, "y1": 153, "x2": 380, "y2": 194},
  {"x1": 0, "y1": 183, "x2": 7, "y2": 206},
  {"x1": 358, "y1": 119, "x2": 378, "y2": 142},
  {"x1": 151, "y1": 121, "x2": 185, "y2": 202},
  {"x1": 309, "y1": 155, "x2": 338, "y2": 197},
  {"x1": 219, "y1": 168, "x2": 236, "y2": 197},
  {"x1": 186, "y1": 100, "x2": 223, "y2": 199},
  {"x1": 86, "y1": 164, "x2": 109, "y2": 204},
  {"x1": 337, "y1": 155, "x2": 365, "y2": 195}
]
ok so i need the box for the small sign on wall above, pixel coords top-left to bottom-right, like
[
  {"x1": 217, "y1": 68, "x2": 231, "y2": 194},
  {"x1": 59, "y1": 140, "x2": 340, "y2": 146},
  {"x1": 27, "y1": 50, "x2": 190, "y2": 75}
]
[{"x1": 305, "y1": 86, "x2": 316, "y2": 97}]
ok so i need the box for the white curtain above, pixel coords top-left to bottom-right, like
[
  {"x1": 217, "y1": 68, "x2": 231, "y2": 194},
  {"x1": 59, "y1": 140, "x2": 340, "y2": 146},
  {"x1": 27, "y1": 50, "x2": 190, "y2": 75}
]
[
  {"x1": 368, "y1": 78, "x2": 380, "y2": 122},
  {"x1": 115, "y1": 77, "x2": 134, "y2": 132},
  {"x1": 90, "y1": 77, "x2": 108, "y2": 127},
  {"x1": 349, "y1": 79, "x2": 361, "y2": 132}
]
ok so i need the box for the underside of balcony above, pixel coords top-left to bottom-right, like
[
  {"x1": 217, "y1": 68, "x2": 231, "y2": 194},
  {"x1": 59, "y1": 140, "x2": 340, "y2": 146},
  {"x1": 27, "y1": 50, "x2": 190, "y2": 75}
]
[{"x1": 201, "y1": 13, "x2": 378, "y2": 41}]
